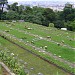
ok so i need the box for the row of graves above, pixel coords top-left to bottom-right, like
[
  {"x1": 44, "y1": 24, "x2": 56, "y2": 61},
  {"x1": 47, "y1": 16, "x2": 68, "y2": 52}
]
[
  {"x1": 3, "y1": 21, "x2": 74, "y2": 50},
  {"x1": 1, "y1": 20, "x2": 74, "y2": 54},
  {"x1": 0, "y1": 21, "x2": 74, "y2": 74},
  {"x1": 0, "y1": 20, "x2": 73, "y2": 52}
]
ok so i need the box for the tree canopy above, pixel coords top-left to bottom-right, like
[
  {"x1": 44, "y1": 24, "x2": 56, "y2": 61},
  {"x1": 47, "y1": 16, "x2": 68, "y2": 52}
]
[{"x1": 0, "y1": 2, "x2": 75, "y2": 31}]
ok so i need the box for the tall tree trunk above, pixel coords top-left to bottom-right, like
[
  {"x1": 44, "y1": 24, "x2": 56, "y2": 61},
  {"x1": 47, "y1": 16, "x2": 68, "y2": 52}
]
[{"x1": 2, "y1": 4, "x2": 4, "y2": 12}]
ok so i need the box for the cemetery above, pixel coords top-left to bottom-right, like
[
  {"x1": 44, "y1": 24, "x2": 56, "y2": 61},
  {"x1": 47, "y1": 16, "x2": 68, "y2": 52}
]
[{"x1": 0, "y1": 21, "x2": 75, "y2": 75}]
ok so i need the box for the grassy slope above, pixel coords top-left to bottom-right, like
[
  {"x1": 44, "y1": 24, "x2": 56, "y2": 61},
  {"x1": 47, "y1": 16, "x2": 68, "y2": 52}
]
[
  {"x1": 13, "y1": 22, "x2": 74, "y2": 47},
  {"x1": 0, "y1": 22, "x2": 74, "y2": 62},
  {"x1": 0, "y1": 21, "x2": 75, "y2": 74},
  {"x1": 0, "y1": 37, "x2": 70, "y2": 75}
]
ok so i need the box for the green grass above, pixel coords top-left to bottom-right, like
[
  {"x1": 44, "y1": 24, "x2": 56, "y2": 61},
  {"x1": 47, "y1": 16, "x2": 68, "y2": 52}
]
[
  {"x1": 34, "y1": 40, "x2": 75, "y2": 62},
  {"x1": 0, "y1": 21, "x2": 75, "y2": 74},
  {"x1": 11, "y1": 22, "x2": 74, "y2": 47},
  {"x1": 0, "y1": 23, "x2": 74, "y2": 62},
  {"x1": 0, "y1": 22, "x2": 74, "y2": 47},
  {"x1": 0, "y1": 36, "x2": 70, "y2": 75}
]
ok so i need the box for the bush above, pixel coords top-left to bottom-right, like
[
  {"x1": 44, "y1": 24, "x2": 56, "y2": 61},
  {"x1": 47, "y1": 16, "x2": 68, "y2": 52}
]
[{"x1": 0, "y1": 50, "x2": 26, "y2": 75}]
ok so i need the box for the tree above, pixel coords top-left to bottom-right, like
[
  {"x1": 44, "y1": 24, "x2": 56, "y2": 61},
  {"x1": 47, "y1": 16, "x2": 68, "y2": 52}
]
[
  {"x1": 6, "y1": 10, "x2": 19, "y2": 20},
  {"x1": 43, "y1": 8, "x2": 56, "y2": 23},
  {"x1": 24, "y1": 6, "x2": 32, "y2": 14},
  {"x1": 60, "y1": 3, "x2": 75, "y2": 22},
  {"x1": 23, "y1": 6, "x2": 49, "y2": 26},
  {"x1": 7, "y1": 4, "x2": 10, "y2": 10},
  {"x1": 10, "y1": 2, "x2": 18, "y2": 12},
  {"x1": 0, "y1": 9, "x2": 2, "y2": 19},
  {"x1": 1, "y1": 11, "x2": 7, "y2": 19},
  {"x1": 0, "y1": 0, "x2": 8, "y2": 12},
  {"x1": 64, "y1": 20, "x2": 75, "y2": 31},
  {"x1": 18, "y1": 5, "x2": 24, "y2": 14},
  {"x1": 32, "y1": 6, "x2": 45, "y2": 14},
  {"x1": 54, "y1": 20, "x2": 65, "y2": 28}
]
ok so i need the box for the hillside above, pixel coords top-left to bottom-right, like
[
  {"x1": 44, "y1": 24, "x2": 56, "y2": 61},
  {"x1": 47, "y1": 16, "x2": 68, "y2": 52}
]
[{"x1": 0, "y1": 21, "x2": 75, "y2": 75}]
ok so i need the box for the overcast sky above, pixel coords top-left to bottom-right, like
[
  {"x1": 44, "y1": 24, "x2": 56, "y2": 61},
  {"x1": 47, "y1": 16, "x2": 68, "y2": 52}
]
[{"x1": 8, "y1": 0, "x2": 75, "y2": 2}]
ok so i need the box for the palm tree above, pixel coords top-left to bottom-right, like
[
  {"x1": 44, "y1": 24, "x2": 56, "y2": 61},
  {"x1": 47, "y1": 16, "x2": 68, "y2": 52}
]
[{"x1": 0, "y1": 0, "x2": 8, "y2": 12}]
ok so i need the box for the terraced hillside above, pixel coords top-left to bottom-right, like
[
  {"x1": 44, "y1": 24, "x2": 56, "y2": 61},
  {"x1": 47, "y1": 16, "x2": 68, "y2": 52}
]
[{"x1": 0, "y1": 21, "x2": 75, "y2": 75}]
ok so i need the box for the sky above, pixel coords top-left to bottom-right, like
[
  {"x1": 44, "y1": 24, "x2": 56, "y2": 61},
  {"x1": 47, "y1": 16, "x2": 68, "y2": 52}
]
[{"x1": 8, "y1": 0, "x2": 75, "y2": 2}]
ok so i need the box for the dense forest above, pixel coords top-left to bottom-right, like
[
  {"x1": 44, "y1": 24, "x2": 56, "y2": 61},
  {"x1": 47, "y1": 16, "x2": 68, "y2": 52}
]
[{"x1": 0, "y1": 0, "x2": 75, "y2": 31}]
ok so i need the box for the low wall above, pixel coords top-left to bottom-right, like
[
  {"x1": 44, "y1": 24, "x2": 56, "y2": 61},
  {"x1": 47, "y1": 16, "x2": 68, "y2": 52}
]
[{"x1": 0, "y1": 62, "x2": 15, "y2": 75}]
